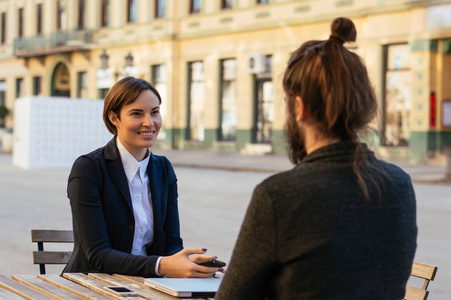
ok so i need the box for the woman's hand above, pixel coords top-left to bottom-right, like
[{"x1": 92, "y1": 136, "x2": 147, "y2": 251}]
[{"x1": 158, "y1": 248, "x2": 224, "y2": 278}]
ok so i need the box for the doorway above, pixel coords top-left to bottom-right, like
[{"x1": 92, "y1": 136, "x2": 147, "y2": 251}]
[
  {"x1": 254, "y1": 78, "x2": 274, "y2": 144},
  {"x1": 382, "y1": 44, "x2": 412, "y2": 146},
  {"x1": 52, "y1": 63, "x2": 71, "y2": 97}
]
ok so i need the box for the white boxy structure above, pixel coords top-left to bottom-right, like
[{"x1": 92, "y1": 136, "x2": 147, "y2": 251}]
[{"x1": 13, "y1": 96, "x2": 113, "y2": 169}]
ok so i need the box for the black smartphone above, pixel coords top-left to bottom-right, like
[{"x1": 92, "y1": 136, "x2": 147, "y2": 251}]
[
  {"x1": 104, "y1": 286, "x2": 139, "y2": 297},
  {"x1": 195, "y1": 258, "x2": 226, "y2": 268}
]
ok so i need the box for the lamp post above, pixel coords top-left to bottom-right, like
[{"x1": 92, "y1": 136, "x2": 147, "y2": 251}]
[
  {"x1": 100, "y1": 49, "x2": 109, "y2": 69},
  {"x1": 125, "y1": 52, "x2": 133, "y2": 67}
]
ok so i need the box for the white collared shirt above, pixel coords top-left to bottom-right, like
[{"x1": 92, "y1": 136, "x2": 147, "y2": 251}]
[{"x1": 116, "y1": 139, "x2": 154, "y2": 256}]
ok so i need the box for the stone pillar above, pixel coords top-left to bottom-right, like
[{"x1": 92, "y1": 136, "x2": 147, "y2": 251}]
[{"x1": 409, "y1": 39, "x2": 438, "y2": 161}]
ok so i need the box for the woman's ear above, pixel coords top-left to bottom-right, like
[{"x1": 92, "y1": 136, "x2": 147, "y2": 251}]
[
  {"x1": 295, "y1": 96, "x2": 307, "y2": 122},
  {"x1": 108, "y1": 111, "x2": 119, "y2": 127}
]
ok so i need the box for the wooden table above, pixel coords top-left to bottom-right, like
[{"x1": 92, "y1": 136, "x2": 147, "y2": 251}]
[{"x1": 0, "y1": 273, "x2": 214, "y2": 300}]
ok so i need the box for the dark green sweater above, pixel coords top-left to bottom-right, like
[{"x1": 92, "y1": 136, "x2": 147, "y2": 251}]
[{"x1": 216, "y1": 142, "x2": 417, "y2": 300}]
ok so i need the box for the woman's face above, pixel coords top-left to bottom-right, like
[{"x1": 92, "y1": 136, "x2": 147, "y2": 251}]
[{"x1": 109, "y1": 89, "x2": 162, "y2": 161}]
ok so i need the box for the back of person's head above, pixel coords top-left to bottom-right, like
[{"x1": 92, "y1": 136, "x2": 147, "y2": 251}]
[
  {"x1": 103, "y1": 76, "x2": 161, "y2": 135},
  {"x1": 283, "y1": 17, "x2": 377, "y2": 145},
  {"x1": 283, "y1": 17, "x2": 383, "y2": 200}
]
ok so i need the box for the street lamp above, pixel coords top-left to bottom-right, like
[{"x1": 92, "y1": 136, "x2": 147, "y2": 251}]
[
  {"x1": 125, "y1": 52, "x2": 133, "y2": 67},
  {"x1": 100, "y1": 49, "x2": 109, "y2": 69}
]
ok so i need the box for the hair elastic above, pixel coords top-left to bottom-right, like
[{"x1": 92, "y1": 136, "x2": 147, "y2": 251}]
[{"x1": 329, "y1": 35, "x2": 345, "y2": 44}]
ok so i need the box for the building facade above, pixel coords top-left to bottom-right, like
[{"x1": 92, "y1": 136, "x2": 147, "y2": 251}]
[{"x1": 1, "y1": 0, "x2": 450, "y2": 160}]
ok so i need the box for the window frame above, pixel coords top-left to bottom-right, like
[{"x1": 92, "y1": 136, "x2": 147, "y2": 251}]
[
  {"x1": 127, "y1": 0, "x2": 137, "y2": 23},
  {"x1": 100, "y1": 0, "x2": 109, "y2": 28},
  {"x1": 155, "y1": 0, "x2": 166, "y2": 19},
  {"x1": 33, "y1": 76, "x2": 42, "y2": 96},
  {"x1": 36, "y1": 4, "x2": 43, "y2": 35},
  {"x1": 56, "y1": 0, "x2": 65, "y2": 30},
  {"x1": 221, "y1": 0, "x2": 234, "y2": 10},
  {"x1": 189, "y1": 0, "x2": 202, "y2": 14},
  {"x1": 1, "y1": 12, "x2": 6, "y2": 44},
  {"x1": 18, "y1": 8, "x2": 24, "y2": 38},
  {"x1": 77, "y1": 0, "x2": 86, "y2": 29}
]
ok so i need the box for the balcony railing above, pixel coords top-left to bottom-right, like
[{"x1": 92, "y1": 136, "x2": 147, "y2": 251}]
[{"x1": 13, "y1": 29, "x2": 94, "y2": 57}]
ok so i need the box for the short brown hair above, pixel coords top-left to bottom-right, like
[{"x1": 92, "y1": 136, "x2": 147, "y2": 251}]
[{"x1": 103, "y1": 76, "x2": 162, "y2": 135}]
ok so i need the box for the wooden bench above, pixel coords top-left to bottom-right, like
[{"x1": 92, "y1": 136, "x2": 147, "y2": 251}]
[
  {"x1": 405, "y1": 262, "x2": 438, "y2": 300},
  {"x1": 31, "y1": 229, "x2": 74, "y2": 274}
]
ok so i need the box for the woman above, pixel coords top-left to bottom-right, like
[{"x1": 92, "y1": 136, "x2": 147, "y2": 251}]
[
  {"x1": 216, "y1": 17, "x2": 417, "y2": 299},
  {"x1": 63, "y1": 77, "x2": 222, "y2": 278}
]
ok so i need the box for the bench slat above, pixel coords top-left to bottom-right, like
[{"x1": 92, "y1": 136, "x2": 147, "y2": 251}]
[
  {"x1": 404, "y1": 285, "x2": 429, "y2": 300},
  {"x1": 410, "y1": 262, "x2": 437, "y2": 280},
  {"x1": 31, "y1": 230, "x2": 74, "y2": 243},
  {"x1": 33, "y1": 251, "x2": 72, "y2": 264}
]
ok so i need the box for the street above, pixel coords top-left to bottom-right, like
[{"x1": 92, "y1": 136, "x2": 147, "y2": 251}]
[{"x1": 0, "y1": 154, "x2": 450, "y2": 298}]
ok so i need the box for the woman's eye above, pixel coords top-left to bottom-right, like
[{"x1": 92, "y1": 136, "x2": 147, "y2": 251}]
[
  {"x1": 152, "y1": 110, "x2": 160, "y2": 115},
  {"x1": 131, "y1": 112, "x2": 141, "y2": 116}
]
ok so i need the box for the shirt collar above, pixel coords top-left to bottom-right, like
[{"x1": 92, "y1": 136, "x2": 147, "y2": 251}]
[{"x1": 116, "y1": 138, "x2": 151, "y2": 183}]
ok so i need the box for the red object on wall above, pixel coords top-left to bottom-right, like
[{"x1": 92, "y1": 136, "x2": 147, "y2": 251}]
[{"x1": 430, "y1": 92, "x2": 436, "y2": 128}]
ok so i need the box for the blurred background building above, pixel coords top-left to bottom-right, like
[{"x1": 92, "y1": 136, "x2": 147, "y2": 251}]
[{"x1": 0, "y1": 0, "x2": 450, "y2": 160}]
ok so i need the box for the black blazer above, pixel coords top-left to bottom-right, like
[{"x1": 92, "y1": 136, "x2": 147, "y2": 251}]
[{"x1": 63, "y1": 137, "x2": 183, "y2": 277}]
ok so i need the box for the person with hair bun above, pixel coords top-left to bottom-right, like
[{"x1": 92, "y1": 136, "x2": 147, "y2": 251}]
[
  {"x1": 63, "y1": 77, "x2": 224, "y2": 278},
  {"x1": 216, "y1": 18, "x2": 417, "y2": 299}
]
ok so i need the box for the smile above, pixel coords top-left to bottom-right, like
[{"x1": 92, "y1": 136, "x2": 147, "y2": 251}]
[{"x1": 138, "y1": 132, "x2": 154, "y2": 136}]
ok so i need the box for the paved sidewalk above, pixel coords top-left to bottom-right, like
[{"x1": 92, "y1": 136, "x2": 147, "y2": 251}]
[
  {"x1": 1, "y1": 149, "x2": 449, "y2": 184},
  {"x1": 154, "y1": 148, "x2": 450, "y2": 185}
]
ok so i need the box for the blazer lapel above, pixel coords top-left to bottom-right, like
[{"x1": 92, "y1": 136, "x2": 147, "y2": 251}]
[
  {"x1": 104, "y1": 138, "x2": 133, "y2": 211},
  {"x1": 147, "y1": 154, "x2": 166, "y2": 255}
]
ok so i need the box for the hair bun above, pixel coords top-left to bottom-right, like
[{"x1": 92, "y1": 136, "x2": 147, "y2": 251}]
[{"x1": 330, "y1": 17, "x2": 357, "y2": 44}]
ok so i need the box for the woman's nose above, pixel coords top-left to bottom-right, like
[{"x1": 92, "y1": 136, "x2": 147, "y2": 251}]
[{"x1": 143, "y1": 114, "x2": 154, "y2": 126}]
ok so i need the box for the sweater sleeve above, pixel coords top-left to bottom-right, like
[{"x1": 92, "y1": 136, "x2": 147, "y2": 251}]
[{"x1": 216, "y1": 184, "x2": 277, "y2": 300}]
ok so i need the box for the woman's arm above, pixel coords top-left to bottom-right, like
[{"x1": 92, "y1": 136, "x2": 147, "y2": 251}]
[{"x1": 215, "y1": 184, "x2": 277, "y2": 300}]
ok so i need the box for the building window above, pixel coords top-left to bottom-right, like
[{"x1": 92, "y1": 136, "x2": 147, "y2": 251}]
[
  {"x1": 56, "y1": 0, "x2": 66, "y2": 30},
  {"x1": 189, "y1": 0, "x2": 202, "y2": 14},
  {"x1": 98, "y1": 88, "x2": 109, "y2": 99},
  {"x1": 221, "y1": 0, "x2": 234, "y2": 9},
  {"x1": 257, "y1": 0, "x2": 269, "y2": 3},
  {"x1": 78, "y1": 0, "x2": 86, "y2": 29},
  {"x1": 33, "y1": 76, "x2": 42, "y2": 96},
  {"x1": 36, "y1": 4, "x2": 43, "y2": 35},
  {"x1": 77, "y1": 72, "x2": 88, "y2": 98},
  {"x1": 152, "y1": 65, "x2": 167, "y2": 140},
  {"x1": 155, "y1": 0, "x2": 166, "y2": 19},
  {"x1": 1, "y1": 12, "x2": 6, "y2": 44},
  {"x1": 383, "y1": 43, "x2": 412, "y2": 147},
  {"x1": 187, "y1": 61, "x2": 205, "y2": 141},
  {"x1": 18, "y1": 8, "x2": 24, "y2": 38},
  {"x1": 219, "y1": 59, "x2": 237, "y2": 141},
  {"x1": 127, "y1": 0, "x2": 137, "y2": 23},
  {"x1": 16, "y1": 78, "x2": 24, "y2": 98},
  {"x1": 100, "y1": 0, "x2": 109, "y2": 27}
]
